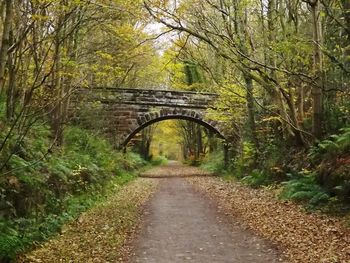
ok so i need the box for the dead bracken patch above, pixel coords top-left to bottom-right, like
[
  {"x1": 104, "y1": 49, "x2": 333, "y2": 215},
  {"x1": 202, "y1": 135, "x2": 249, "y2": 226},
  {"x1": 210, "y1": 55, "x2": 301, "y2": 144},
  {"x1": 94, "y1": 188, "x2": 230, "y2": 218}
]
[
  {"x1": 17, "y1": 178, "x2": 158, "y2": 263},
  {"x1": 187, "y1": 177, "x2": 350, "y2": 263}
]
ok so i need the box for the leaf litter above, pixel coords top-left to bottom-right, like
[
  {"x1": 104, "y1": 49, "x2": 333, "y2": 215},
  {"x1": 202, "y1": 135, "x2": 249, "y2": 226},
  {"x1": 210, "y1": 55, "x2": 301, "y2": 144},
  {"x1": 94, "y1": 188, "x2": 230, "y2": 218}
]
[
  {"x1": 187, "y1": 176, "x2": 350, "y2": 263},
  {"x1": 17, "y1": 178, "x2": 158, "y2": 263}
]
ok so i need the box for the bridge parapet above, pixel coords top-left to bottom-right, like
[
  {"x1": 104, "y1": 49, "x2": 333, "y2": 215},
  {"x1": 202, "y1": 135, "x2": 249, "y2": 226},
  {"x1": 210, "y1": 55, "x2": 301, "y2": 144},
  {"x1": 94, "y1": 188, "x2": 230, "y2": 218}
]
[{"x1": 75, "y1": 88, "x2": 218, "y2": 108}]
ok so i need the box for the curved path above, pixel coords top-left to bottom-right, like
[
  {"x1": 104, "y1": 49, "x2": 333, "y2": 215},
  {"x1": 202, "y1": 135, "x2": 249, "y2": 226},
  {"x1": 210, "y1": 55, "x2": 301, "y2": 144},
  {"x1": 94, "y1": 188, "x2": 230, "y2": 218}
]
[{"x1": 129, "y1": 164, "x2": 284, "y2": 263}]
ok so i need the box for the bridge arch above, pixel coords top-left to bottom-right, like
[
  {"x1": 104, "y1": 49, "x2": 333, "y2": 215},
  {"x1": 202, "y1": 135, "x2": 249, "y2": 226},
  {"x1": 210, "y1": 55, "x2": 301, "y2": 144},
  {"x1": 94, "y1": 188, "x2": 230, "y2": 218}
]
[
  {"x1": 70, "y1": 88, "x2": 226, "y2": 149},
  {"x1": 121, "y1": 108, "x2": 225, "y2": 148}
]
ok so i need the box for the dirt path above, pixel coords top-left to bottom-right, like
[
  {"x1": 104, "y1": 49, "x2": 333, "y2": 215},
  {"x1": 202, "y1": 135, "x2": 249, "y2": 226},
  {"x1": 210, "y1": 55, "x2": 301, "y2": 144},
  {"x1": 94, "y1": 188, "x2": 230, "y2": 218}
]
[{"x1": 130, "y1": 165, "x2": 284, "y2": 262}]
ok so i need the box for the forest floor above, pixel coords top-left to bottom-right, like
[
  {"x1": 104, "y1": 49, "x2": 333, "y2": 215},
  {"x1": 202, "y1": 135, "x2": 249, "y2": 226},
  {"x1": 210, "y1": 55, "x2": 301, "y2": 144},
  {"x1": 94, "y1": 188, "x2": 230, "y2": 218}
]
[
  {"x1": 17, "y1": 178, "x2": 159, "y2": 263},
  {"x1": 186, "y1": 176, "x2": 350, "y2": 263},
  {"x1": 18, "y1": 163, "x2": 350, "y2": 263}
]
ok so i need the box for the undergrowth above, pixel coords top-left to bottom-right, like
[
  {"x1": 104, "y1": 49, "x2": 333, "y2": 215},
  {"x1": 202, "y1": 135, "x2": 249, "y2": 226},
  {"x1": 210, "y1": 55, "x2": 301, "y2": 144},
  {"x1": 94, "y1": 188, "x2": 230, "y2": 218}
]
[
  {"x1": 200, "y1": 149, "x2": 226, "y2": 174},
  {"x1": 0, "y1": 126, "x2": 146, "y2": 262},
  {"x1": 202, "y1": 128, "x2": 350, "y2": 214},
  {"x1": 280, "y1": 173, "x2": 330, "y2": 207},
  {"x1": 150, "y1": 155, "x2": 168, "y2": 166}
]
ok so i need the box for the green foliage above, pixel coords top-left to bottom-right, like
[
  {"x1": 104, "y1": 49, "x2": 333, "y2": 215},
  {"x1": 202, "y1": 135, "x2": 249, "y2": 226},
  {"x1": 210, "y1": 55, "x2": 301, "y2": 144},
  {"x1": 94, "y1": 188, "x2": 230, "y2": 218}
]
[
  {"x1": 0, "y1": 171, "x2": 135, "y2": 262},
  {"x1": 232, "y1": 141, "x2": 256, "y2": 179},
  {"x1": 305, "y1": 128, "x2": 350, "y2": 203},
  {"x1": 200, "y1": 150, "x2": 225, "y2": 174},
  {"x1": 122, "y1": 152, "x2": 148, "y2": 171},
  {"x1": 240, "y1": 169, "x2": 273, "y2": 188},
  {"x1": 150, "y1": 155, "x2": 168, "y2": 166},
  {"x1": 280, "y1": 174, "x2": 330, "y2": 207},
  {"x1": 0, "y1": 126, "x2": 145, "y2": 261},
  {"x1": 309, "y1": 127, "x2": 350, "y2": 161},
  {"x1": 183, "y1": 61, "x2": 203, "y2": 86},
  {"x1": 226, "y1": 140, "x2": 280, "y2": 187},
  {"x1": 0, "y1": 95, "x2": 6, "y2": 122},
  {"x1": 0, "y1": 220, "x2": 22, "y2": 260}
]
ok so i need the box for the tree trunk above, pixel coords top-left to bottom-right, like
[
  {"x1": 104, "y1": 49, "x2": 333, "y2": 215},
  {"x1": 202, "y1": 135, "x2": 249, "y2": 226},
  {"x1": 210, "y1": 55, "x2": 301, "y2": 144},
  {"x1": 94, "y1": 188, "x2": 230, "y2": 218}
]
[
  {"x1": 310, "y1": 0, "x2": 323, "y2": 139},
  {"x1": 342, "y1": 0, "x2": 350, "y2": 68},
  {"x1": 233, "y1": 4, "x2": 259, "y2": 153},
  {"x1": 196, "y1": 124, "x2": 203, "y2": 158},
  {"x1": 244, "y1": 73, "x2": 259, "y2": 151},
  {"x1": 6, "y1": 30, "x2": 15, "y2": 120},
  {"x1": 267, "y1": 0, "x2": 297, "y2": 140},
  {"x1": 297, "y1": 83, "x2": 304, "y2": 123},
  {"x1": 52, "y1": 35, "x2": 63, "y2": 145},
  {"x1": 0, "y1": 0, "x2": 13, "y2": 94}
]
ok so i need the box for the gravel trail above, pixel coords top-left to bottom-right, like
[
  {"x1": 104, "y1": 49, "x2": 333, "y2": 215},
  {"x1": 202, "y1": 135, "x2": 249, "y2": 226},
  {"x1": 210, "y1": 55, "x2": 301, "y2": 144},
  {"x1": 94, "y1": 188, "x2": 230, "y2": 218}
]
[{"x1": 130, "y1": 164, "x2": 284, "y2": 263}]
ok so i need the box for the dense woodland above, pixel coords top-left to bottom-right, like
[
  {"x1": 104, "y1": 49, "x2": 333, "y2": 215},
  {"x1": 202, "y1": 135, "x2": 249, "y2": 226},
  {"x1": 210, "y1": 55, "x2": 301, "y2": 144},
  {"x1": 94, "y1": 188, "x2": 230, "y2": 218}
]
[{"x1": 0, "y1": 0, "x2": 349, "y2": 261}]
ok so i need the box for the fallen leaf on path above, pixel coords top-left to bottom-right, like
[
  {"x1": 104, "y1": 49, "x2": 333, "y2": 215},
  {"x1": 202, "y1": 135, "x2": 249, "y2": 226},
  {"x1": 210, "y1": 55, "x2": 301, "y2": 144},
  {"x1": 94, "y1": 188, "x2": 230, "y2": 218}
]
[{"x1": 187, "y1": 177, "x2": 350, "y2": 263}]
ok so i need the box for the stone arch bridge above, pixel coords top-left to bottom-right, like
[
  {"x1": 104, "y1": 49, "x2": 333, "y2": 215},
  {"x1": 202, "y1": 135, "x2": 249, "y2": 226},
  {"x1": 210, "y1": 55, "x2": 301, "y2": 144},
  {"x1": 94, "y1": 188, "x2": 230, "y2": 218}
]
[{"x1": 70, "y1": 88, "x2": 227, "y2": 148}]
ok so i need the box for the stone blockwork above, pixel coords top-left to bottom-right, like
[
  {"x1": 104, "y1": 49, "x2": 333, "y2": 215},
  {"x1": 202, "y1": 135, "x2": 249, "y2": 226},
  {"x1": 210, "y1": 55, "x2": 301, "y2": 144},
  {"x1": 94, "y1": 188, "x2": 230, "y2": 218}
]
[{"x1": 70, "y1": 88, "x2": 225, "y2": 148}]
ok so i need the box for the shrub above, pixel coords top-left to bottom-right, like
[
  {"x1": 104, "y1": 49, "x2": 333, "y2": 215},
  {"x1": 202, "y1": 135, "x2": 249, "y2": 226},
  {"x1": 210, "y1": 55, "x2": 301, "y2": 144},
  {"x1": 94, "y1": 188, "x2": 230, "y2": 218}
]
[
  {"x1": 231, "y1": 141, "x2": 257, "y2": 179},
  {"x1": 307, "y1": 128, "x2": 350, "y2": 202},
  {"x1": 309, "y1": 127, "x2": 350, "y2": 162},
  {"x1": 280, "y1": 173, "x2": 330, "y2": 207},
  {"x1": 150, "y1": 155, "x2": 168, "y2": 166},
  {"x1": 240, "y1": 169, "x2": 273, "y2": 188},
  {"x1": 200, "y1": 150, "x2": 225, "y2": 174},
  {"x1": 0, "y1": 220, "x2": 22, "y2": 261},
  {"x1": 122, "y1": 152, "x2": 148, "y2": 170}
]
